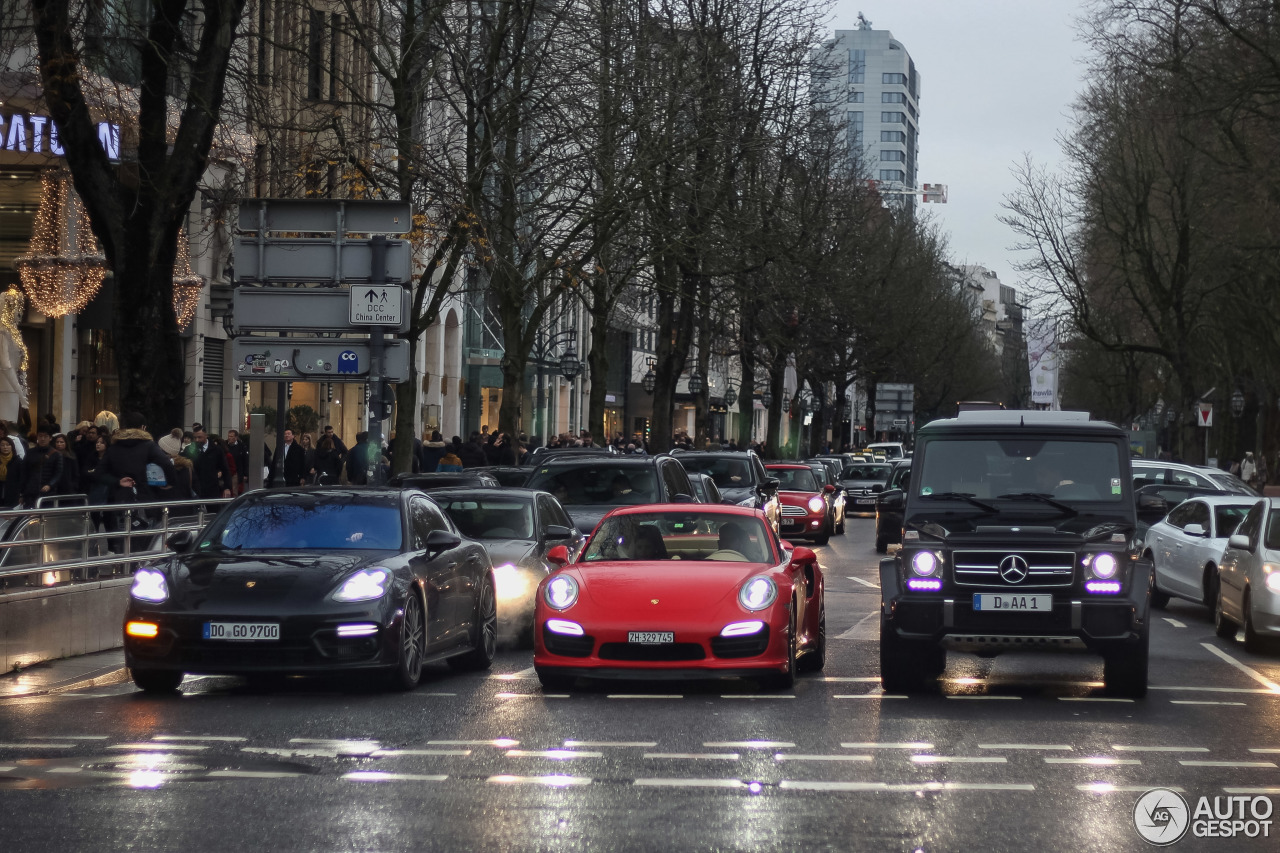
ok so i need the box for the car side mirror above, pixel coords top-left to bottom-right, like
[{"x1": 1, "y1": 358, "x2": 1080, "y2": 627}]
[
  {"x1": 425, "y1": 529, "x2": 462, "y2": 555},
  {"x1": 547, "y1": 544, "x2": 571, "y2": 567},
  {"x1": 823, "y1": 484, "x2": 836, "y2": 494},
  {"x1": 1137, "y1": 493, "x2": 1168, "y2": 518},
  {"x1": 545, "y1": 524, "x2": 576, "y2": 540},
  {"x1": 878, "y1": 488, "x2": 904, "y2": 510},
  {"x1": 1228, "y1": 533, "x2": 1252, "y2": 551},
  {"x1": 871, "y1": 483, "x2": 885, "y2": 493},
  {"x1": 670, "y1": 493, "x2": 695, "y2": 503},
  {"x1": 1182, "y1": 523, "x2": 1207, "y2": 537},
  {"x1": 166, "y1": 530, "x2": 195, "y2": 552},
  {"x1": 790, "y1": 546, "x2": 817, "y2": 565},
  {"x1": 762, "y1": 478, "x2": 780, "y2": 493}
]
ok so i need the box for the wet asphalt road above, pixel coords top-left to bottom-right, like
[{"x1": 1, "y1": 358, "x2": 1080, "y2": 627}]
[{"x1": 1, "y1": 517, "x2": 1279, "y2": 852}]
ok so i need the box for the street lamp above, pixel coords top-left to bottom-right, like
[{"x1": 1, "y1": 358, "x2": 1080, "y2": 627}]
[
  {"x1": 642, "y1": 357, "x2": 656, "y2": 394},
  {"x1": 688, "y1": 370, "x2": 704, "y2": 396},
  {"x1": 1231, "y1": 389, "x2": 1246, "y2": 418},
  {"x1": 724, "y1": 384, "x2": 738, "y2": 407},
  {"x1": 781, "y1": 396, "x2": 790, "y2": 413},
  {"x1": 560, "y1": 343, "x2": 581, "y2": 381},
  {"x1": 760, "y1": 389, "x2": 772, "y2": 409}
]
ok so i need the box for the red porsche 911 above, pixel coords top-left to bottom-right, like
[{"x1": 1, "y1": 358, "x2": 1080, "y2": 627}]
[{"x1": 532, "y1": 505, "x2": 825, "y2": 690}]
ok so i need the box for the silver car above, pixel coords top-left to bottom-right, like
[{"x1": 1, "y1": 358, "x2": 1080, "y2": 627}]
[
  {"x1": 1215, "y1": 497, "x2": 1280, "y2": 652},
  {"x1": 1145, "y1": 496, "x2": 1253, "y2": 610}
]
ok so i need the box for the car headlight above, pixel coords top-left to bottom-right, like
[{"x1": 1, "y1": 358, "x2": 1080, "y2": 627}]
[
  {"x1": 334, "y1": 569, "x2": 390, "y2": 602},
  {"x1": 1087, "y1": 553, "x2": 1118, "y2": 580},
  {"x1": 807, "y1": 496, "x2": 826, "y2": 513},
  {"x1": 910, "y1": 551, "x2": 939, "y2": 577},
  {"x1": 737, "y1": 496, "x2": 758, "y2": 507},
  {"x1": 130, "y1": 568, "x2": 168, "y2": 603},
  {"x1": 1264, "y1": 566, "x2": 1280, "y2": 593},
  {"x1": 544, "y1": 574, "x2": 579, "y2": 610},
  {"x1": 494, "y1": 563, "x2": 535, "y2": 603},
  {"x1": 738, "y1": 576, "x2": 778, "y2": 611}
]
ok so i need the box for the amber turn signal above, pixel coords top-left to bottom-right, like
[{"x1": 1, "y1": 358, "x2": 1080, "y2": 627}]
[{"x1": 125, "y1": 621, "x2": 159, "y2": 638}]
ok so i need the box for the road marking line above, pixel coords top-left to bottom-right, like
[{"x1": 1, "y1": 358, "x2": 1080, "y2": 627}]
[
  {"x1": 835, "y1": 610, "x2": 879, "y2": 640},
  {"x1": 27, "y1": 735, "x2": 109, "y2": 740},
  {"x1": 496, "y1": 692, "x2": 569, "y2": 699},
  {"x1": 705, "y1": 741, "x2": 795, "y2": 749},
  {"x1": 608, "y1": 694, "x2": 682, "y2": 700},
  {"x1": 107, "y1": 743, "x2": 208, "y2": 751},
  {"x1": 1162, "y1": 617, "x2": 1187, "y2": 628},
  {"x1": 946, "y1": 695, "x2": 1021, "y2": 700},
  {"x1": 0, "y1": 766, "x2": 14, "y2": 772},
  {"x1": 911, "y1": 755, "x2": 1007, "y2": 764},
  {"x1": 1224, "y1": 787, "x2": 1280, "y2": 794},
  {"x1": 1044, "y1": 757, "x2": 1141, "y2": 766},
  {"x1": 634, "y1": 778, "x2": 744, "y2": 788},
  {"x1": 1170, "y1": 700, "x2": 1247, "y2": 706},
  {"x1": 1078, "y1": 784, "x2": 1185, "y2": 793},
  {"x1": 1058, "y1": 697, "x2": 1133, "y2": 703},
  {"x1": 152, "y1": 735, "x2": 247, "y2": 742},
  {"x1": 822, "y1": 677, "x2": 882, "y2": 682},
  {"x1": 1113, "y1": 746, "x2": 1210, "y2": 753},
  {"x1": 1150, "y1": 686, "x2": 1272, "y2": 694},
  {"x1": 0, "y1": 743, "x2": 75, "y2": 749},
  {"x1": 841, "y1": 742, "x2": 934, "y2": 749},
  {"x1": 371, "y1": 749, "x2": 471, "y2": 757},
  {"x1": 645, "y1": 753, "x2": 739, "y2": 760},
  {"x1": 1179, "y1": 760, "x2": 1278, "y2": 768},
  {"x1": 834, "y1": 694, "x2": 907, "y2": 699},
  {"x1": 564, "y1": 741, "x2": 658, "y2": 748},
  {"x1": 486, "y1": 774, "x2": 592, "y2": 786},
  {"x1": 779, "y1": 781, "x2": 1035, "y2": 792},
  {"x1": 1248, "y1": 748, "x2": 1280, "y2": 754},
  {"x1": 48, "y1": 767, "x2": 83, "y2": 774},
  {"x1": 719, "y1": 695, "x2": 795, "y2": 700},
  {"x1": 429, "y1": 739, "x2": 519, "y2": 747},
  {"x1": 491, "y1": 667, "x2": 538, "y2": 680},
  {"x1": 242, "y1": 747, "x2": 337, "y2": 758},
  {"x1": 207, "y1": 770, "x2": 305, "y2": 779},
  {"x1": 848, "y1": 576, "x2": 878, "y2": 588},
  {"x1": 289, "y1": 739, "x2": 379, "y2": 747},
  {"x1": 1201, "y1": 642, "x2": 1280, "y2": 693},
  {"x1": 505, "y1": 750, "x2": 603, "y2": 759},
  {"x1": 419, "y1": 693, "x2": 457, "y2": 697},
  {"x1": 979, "y1": 744, "x2": 1073, "y2": 751},
  {"x1": 343, "y1": 772, "x2": 448, "y2": 782},
  {"x1": 775, "y1": 754, "x2": 873, "y2": 762}
]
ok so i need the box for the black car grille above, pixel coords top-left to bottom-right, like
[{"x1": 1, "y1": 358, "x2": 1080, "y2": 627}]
[
  {"x1": 543, "y1": 627, "x2": 595, "y2": 657},
  {"x1": 952, "y1": 550, "x2": 1076, "y2": 588},
  {"x1": 710, "y1": 626, "x2": 771, "y2": 658},
  {"x1": 598, "y1": 642, "x2": 706, "y2": 661}
]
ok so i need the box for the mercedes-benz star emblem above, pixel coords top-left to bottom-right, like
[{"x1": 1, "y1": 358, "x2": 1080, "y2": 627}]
[{"x1": 998, "y1": 555, "x2": 1029, "y2": 584}]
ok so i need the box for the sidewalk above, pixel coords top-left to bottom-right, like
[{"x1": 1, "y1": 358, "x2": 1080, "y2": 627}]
[{"x1": 0, "y1": 649, "x2": 128, "y2": 697}]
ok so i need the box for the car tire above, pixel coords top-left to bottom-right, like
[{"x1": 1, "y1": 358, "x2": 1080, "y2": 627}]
[
  {"x1": 879, "y1": 616, "x2": 942, "y2": 693},
  {"x1": 1150, "y1": 577, "x2": 1170, "y2": 610},
  {"x1": 1202, "y1": 565, "x2": 1219, "y2": 610},
  {"x1": 1242, "y1": 590, "x2": 1276, "y2": 653},
  {"x1": 536, "y1": 670, "x2": 575, "y2": 691},
  {"x1": 1102, "y1": 622, "x2": 1149, "y2": 698},
  {"x1": 131, "y1": 668, "x2": 183, "y2": 693},
  {"x1": 798, "y1": 605, "x2": 826, "y2": 673},
  {"x1": 448, "y1": 574, "x2": 498, "y2": 672},
  {"x1": 1214, "y1": 588, "x2": 1238, "y2": 640},
  {"x1": 813, "y1": 526, "x2": 831, "y2": 547},
  {"x1": 762, "y1": 605, "x2": 798, "y2": 690},
  {"x1": 389, "y1": 592, "x2": 426, "y2": 690},
  {"x1": 875, "y1": 535, "x2": 888, "y2": 554}
]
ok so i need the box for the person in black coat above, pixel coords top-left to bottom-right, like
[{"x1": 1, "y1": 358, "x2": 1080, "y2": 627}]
[
  {"x1": 419, "y1": 431, "x2": 448, "y2": 473},
  {"x1": 52, "y1": 433, "x2": 80, "y2": 494},
  {"x1": 21, "y1": 428, "x2": 64, "y2": 507},
  {"x1": 0, "y1": 436, "x2": 24, "y2": 509},
  {"x1": 224, "y1": 429, "x2": 251, "y2": 493},
  {"x1": 100, "y1": 414, "x2": 177, "y2": 504},
  {"x1": 191, "y1": 428, "x2": 233, "y2": 498},
  {"x1": 268, "y1": 428, "x2": 308, "y2": 487},
  {"x1": 457, "y1": 432, "x2": 488, "y2": 468},
  {"x1": 309, "y1": 437, "x2": 344, "y2": 485}
]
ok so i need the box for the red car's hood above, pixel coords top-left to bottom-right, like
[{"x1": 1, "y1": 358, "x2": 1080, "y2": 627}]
[
  {"x1": 572, "y1": 562, "x2": 774, "y2": 615},
  {"x1": 777, "y1": 491, "x2": 821, "y2": 506}
]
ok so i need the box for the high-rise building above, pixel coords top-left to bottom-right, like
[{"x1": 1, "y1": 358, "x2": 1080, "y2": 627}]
[{"x1": 813, "y1": 18, "x2": 921, "y2": 206}]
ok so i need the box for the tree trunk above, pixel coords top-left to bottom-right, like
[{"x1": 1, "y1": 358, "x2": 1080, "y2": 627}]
[
  {"x1": 390, "y1": 335, "x2": 419, "y2": 475},
  {"x1": 764, "y1": 350, "x2": 787, "y2": 458},
  {"x1": 113, "y1": 222, "x2": 185, "y2": 430},
  {"x1": 586, "y1": 312, "x2": 610, "y2": 446},
  {"x1": 737, "y1": 333, "x2": 757, "y2": 447}
]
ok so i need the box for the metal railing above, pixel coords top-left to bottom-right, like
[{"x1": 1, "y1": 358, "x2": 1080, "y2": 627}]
[{"x1": 0, "y1": 496, "x2": 232, "y2": 589}]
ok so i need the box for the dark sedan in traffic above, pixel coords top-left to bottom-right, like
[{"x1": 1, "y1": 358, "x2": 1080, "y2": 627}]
[{"x1": 123, "y1": 488, "x2": 497, "y2": 692}]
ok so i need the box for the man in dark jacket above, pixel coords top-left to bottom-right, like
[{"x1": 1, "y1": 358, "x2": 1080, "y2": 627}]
[
  {"x1": 21, "y1": 427, "x2": 63, "y2": 507},
  {"x1": 192, "y1": 427, "x2": 233, "y2": 498},
  {"x1": 419, "y1": 431, "x2": 448, "y2": 473},
  {"x1": 268, "y1": 428, "x2": 307, "y2": 487},
  {"x1": 457, "y1": 432, "x2": 487, "y2": 468},
  {"x1": 101, "y1": 413, "x2": 177, "y2": 504},
  {"x1": 224, "y1": 429, "x2": 250, "y2": 493}
]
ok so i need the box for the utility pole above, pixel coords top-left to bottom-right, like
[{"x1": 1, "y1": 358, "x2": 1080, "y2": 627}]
[{"x1": 366, "y1": 235, "x2": 388, "y2": 485}]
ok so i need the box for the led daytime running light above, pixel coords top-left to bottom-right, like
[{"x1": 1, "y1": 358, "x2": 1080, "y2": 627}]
[
  {"x1": 1085, "y1": 580, "x2": 1121, "y2": 594},
  {"x1": 546, "y1": 619, "x2": 584, "y2": 635},
  {"x1": 906, "y1": 578, "x2": 942, "y2": 591},
  {"x1": 720, "y1": 620, "x2": 766, "y2": 637}
]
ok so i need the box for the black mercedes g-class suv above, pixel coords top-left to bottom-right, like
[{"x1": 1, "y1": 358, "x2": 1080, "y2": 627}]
[{"x1": 878, "y1": 410, "x2": 1153, "y2": 697}]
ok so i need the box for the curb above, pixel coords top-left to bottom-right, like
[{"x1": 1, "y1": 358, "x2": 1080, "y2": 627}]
[{"x1": 0, "y1": 665, "x2": 131, "y2": 699}]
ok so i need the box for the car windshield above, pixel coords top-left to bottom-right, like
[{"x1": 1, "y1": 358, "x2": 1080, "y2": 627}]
[
  {"x1": 203, "y1": 497, "x2": 403, "y2": 550},
  {"x1": 1216, "y1": 505, "x2": 1251, "y2": 538},
  {"x1": 436, "y1": 497, "x2": 535, "y2": 540},
  {"x1": 770, "y1": 467, "x2": 819, "y2": 491},
  {"x1": 527, "y1": 464, "x2": 658, "y2": 506},
  {"x1": 583, "y1": 512, "x2": 773, "y2": 563},
  {"x1": 916, "y1": 438, "x2": 1125, "y2": 502},
  {"x1": 842, "y1": 464, "x2": 891, "y2": 482},
  {"x1": 678, "y1": 456, "x2": 755, "y2": 488}
]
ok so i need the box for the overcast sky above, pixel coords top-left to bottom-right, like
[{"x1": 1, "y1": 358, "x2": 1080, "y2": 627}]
[{"x1": 827, "y1": 0, "x2": 1091, "y2": 294}]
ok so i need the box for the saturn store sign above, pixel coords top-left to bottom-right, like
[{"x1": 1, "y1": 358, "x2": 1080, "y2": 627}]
[{"x1": 0, "y1": 113, "x2": 122, "y2": 161}]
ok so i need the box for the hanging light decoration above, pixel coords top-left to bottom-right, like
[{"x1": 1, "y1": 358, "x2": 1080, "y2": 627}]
[
  {"x1": 724, "y1": 386, "x2": 738, "y2": 407},
  {"x1": 0, "y1": 288, "x2": 29, "y2": 373},
  {"x1": 14, "y1": 171, "x2": 107, "y2": 317},
  {"x1": 172, "y1": 228, "x2": 204, "y2": 330}
]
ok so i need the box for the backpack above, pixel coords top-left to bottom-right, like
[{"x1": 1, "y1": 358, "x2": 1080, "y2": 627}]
[{"x1": 146, "y1": 462, "x2": 168, "y2": 487}]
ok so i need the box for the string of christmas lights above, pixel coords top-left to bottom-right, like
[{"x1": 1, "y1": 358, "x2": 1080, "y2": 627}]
[
  {"x1": 172, "y1": 228, "x2": 203, "y2": 330},
  {"x1": 1, "y1": 288, "x2": 29, "y2": 373},
  {"x1": 14, "y1": 170, "x2": 107, "y2": 317}
]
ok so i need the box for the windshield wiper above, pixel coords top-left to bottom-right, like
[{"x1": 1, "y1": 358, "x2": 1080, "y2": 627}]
[
  {"x1": 996, "y1": 492, "x2": 1078, "y2": 517},
  {"x1": 919, "y1": 492, "x2": 997, "y2": 513}
]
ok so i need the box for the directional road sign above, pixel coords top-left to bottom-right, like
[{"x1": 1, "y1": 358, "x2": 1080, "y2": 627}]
[
  {"x1": 350, "y1": 285, "x2": 404, "y2": 326},
  {"x1": 234, "y1": 237, "x2": 412, "y2": 284},
  {"x1": 237, "y1": 199, "x2": 412, "y2": 234},
  {"x1": 230, "y1": 288, "x2": 411, "y2": 334},
  {"x1": 232, "y1": 338, "x2": 410, "y2": 383}
]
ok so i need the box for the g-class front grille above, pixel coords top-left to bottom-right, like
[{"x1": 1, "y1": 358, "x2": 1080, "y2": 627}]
[{"x1": 951, "y1": 550, "x2": 1075, "y2": 588}]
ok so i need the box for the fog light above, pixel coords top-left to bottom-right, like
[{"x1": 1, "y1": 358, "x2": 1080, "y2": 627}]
[
  {"x1": 720, "y1": 620, "x2": 765, "y2": 637},
  {"x1": 546, "y1": 619, "x2": 584, "y2": 636},
  {"x1": 906, "y1": 578, "x2": 942, "y2": 591},
  {"x1": 1085, "y1": 581, "x2": 1121, "y2": 594},
  {"x1": 809, "y1": 520, "x2": 820, "y2": 528},
  {"x1": 126, "y1": 621, "x2": 159, "y2": 638},
  {"x1": 336, "y1": 623, "x2": 379, "y2": 637}
]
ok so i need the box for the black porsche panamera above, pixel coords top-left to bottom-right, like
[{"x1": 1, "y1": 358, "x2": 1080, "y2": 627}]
[{"x1": 123, "y1": 488, "x2": 497, "y2": 692}]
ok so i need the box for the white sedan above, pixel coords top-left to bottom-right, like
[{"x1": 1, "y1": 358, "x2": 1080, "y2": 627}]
[
  {"x1": 1215, "y1": 497, "x2": 1280, "y2": 652},
  {"x1": 1146, "y1": 496, "x2": 1254, "y2": 610}
]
